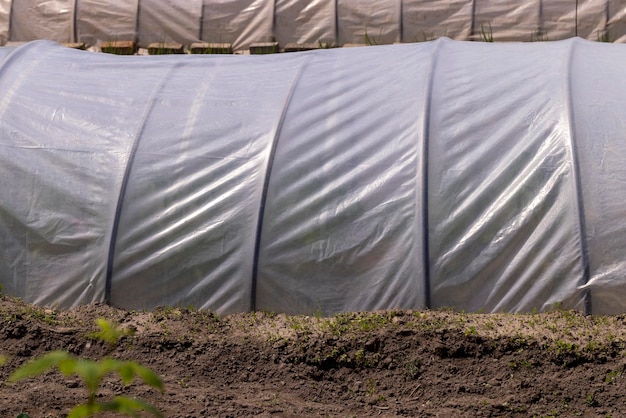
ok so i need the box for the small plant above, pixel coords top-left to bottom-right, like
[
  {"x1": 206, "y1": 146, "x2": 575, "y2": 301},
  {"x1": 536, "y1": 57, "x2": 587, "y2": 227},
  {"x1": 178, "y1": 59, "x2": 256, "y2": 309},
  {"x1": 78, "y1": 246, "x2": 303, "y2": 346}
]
[
  {"x1": 586, "y1": 392, "x2": 598, "y2": 407},
  {"x1": 531, "y1": 28, "x2": 549, "y2": 42},
  {"x1": 364, "y1": 28, "x2": 383, "y2": 46},
  {"x1": 480, "y1": 23, "x2": 494, "y2": 42},
  {"x1": 7, "y1": 319, "x2": 164, "y2": 418},
  {"x1": 317, "y1": 39, "x2": 335, "y2": 49},
  {"x1": 597, "y1": 29, "x2": 613, "y2": 43}
]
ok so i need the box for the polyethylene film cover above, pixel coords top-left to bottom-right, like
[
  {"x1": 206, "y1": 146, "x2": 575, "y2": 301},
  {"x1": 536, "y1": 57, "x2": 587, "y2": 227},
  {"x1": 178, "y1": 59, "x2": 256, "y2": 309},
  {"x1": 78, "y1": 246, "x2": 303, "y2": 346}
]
[
  {"x1": 609, "y1": 0, "x2": 626, "y2": 43},
  {"x1": 10, "y1": 0, "x2": 74, "y2": 42},
  {"x1": 0, "y1": 0, "x2": 9, "y2": 45},
  {"x1": 138, "y1": 0, "x2": 202, "y2": 47},
  {"x1": 402, "y1": 0, "x2": 472, "y2": 42},
  {"x1": 337, "y1": 0, "x2": 400, "y2": 45},
  {"x1": 275, "y1": 0, "x2": 335, "y2": 46},
  {"x1": 575, "y1": 0, "x2": 608, "y2": 40},
  {"x1": 111, "y1": 54, "x2": 302, "y2": 314},
  {"x1": 76, "y1": 0, "x2": 138, "y2": 47},
  {"x1": 428, "y1": 40, "x2": 586, "y2": 313},
  {"x1": 541, "y1": 0, "x2": 577, "y2": 40},
  {"x1": 0, "y1": 42, "x2": 140, "y2": 307},
  {"x1": 257, "y1": 44, "x2": 431, "y2": 315},
  {"x1": 201, "y1": 0, "x2": 273, "y2": 51},
  {"x1": 570, "y1": 40, "x2": 626, "y2": 313},
  {"x1": 473, "y1": 0, "x2": 540, "y2": 41}
]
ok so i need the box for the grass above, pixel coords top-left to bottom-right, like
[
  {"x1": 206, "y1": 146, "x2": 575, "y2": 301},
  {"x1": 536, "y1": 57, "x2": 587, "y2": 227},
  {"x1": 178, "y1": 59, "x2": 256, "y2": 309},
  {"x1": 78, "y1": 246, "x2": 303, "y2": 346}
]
[{"x1": 480, "y1": 23, "x2": 494, "y2": 42}]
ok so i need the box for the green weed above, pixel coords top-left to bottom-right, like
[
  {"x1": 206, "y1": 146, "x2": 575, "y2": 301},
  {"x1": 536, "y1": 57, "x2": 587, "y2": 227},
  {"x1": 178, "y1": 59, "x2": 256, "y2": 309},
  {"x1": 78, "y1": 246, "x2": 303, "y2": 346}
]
[
  {"x1": 7, "y1": 319, "x2": 164, "y2": 418},
  {"x1": 481, "y1": 23, "x2": 494, "y2": 42}
]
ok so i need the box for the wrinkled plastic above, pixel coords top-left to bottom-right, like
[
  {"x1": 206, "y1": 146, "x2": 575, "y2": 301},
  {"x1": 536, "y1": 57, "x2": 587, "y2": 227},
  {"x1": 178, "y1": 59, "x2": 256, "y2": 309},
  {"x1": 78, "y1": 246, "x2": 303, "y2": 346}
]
[
  {"x1": 1, "y1": 39, "x2": 626, "y2": 315},
  {"x1": 0, "y1": 0, "x2": 9, "y2": 45},
  {"x1": 337, "y1": 0, "x2": 401, "y2": 45},
  {"x1": 138, "y1": 0, "x2": 202, "y2": 46},
  {"x1": 274, "y1": 0, "x2": 335, "y2": 46},
  {"x1": 76, "y1": 0, "x2": 138, "y2": 47},
  {"x1": 1, "y1": 1, "x2": 624, "y2": 48},
  {"x1": 201, "y1": 0, "x2": 273, "y2": 50},
  {"x1": 403, "y1": 0, "x2": 472, "y2": 42},
  {"x1": 10, "y1": 0, "x2": 75, "y2": 43}
]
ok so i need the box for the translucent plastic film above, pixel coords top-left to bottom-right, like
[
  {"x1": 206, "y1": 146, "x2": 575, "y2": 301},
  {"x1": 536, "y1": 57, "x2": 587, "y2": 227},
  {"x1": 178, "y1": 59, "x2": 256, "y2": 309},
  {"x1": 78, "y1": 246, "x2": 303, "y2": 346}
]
[
  {"x1": 575, "y1": 0, "x2": 608, "y2": 40},
  {"x1": 541, "y1": 0, "x2": 577, "y2": 40},
  {"x1": 402, "y1": 0, "x2": 472, "y2": 42},
  {"x1": 201, "y1": 0, "x2": 273, "y2": 50},
  {"x1": 570, "y1": 40, "x2": 626, "y2": 314},
  {"x1": 257, "y1": 45, "x2": 431, "y2": 315},
  {"x1": 337, "y1": 0, "x2": 401, "y2": 45},
  {"x1": 275, "y1": 0, "x2": 335, "y2": 46},
  {"x1": 76, "y1": 0, "x2": 138, "y2": 46},
  {"x1": 0, "y1": 42, "x2": 138, "y2": 307},
  {"x1": 137, "y1": 0, "x2": 202, "y2": 47},
  {"x1": 0, "y1": 0, "x2": 9, "y2": 45},
  {"x1": 2, "y1": 39, "x2": 626, "y2": 315},
  {"x1": 473, "y1": 0, "x2": 540, "y2": 41},
  {"x1": 10, "y1": 0, "x2": 75, "y2": 43},
  {"x1": 111, "y1": 54, "x2": 303, "y2": 313},
  {"x1": 609, "y1": 0, "x2": 626, "y2": 43},
  {"x1": 428, "y1": 40, "x2": 586, "y2": 312}
]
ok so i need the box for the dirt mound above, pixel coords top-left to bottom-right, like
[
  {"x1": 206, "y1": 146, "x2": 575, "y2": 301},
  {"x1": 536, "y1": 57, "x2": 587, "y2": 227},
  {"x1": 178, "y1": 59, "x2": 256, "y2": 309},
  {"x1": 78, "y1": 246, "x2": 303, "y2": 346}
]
[{"x1": 1, "y1": 295, "x2": 626, "y2": 417}]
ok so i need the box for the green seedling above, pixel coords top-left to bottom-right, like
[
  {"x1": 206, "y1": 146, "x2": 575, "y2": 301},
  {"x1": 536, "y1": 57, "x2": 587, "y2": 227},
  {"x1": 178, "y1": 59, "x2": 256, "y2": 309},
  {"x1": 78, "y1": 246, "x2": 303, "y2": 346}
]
[
  {"x1": 481, "y1": 23, "x2": 494, "y2": 42},
  {"x1": 7, "y1": 319, "x2": 164, "y2": 418}
]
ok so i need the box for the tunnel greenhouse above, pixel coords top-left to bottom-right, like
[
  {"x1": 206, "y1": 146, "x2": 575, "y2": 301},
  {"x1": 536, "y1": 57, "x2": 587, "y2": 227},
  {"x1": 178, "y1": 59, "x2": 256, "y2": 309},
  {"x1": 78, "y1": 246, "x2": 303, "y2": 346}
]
[{"x1": 1, "y1": 38, "x2": 626, "y2": 315}]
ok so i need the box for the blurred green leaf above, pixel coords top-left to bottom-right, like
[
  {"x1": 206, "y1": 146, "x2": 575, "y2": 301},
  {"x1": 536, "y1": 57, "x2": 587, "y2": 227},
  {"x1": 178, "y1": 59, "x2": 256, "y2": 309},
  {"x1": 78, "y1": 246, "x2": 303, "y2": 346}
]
[
  {"x1": 8, "y1": 351, "x2": 72, "y2": 383},
  {"x1": 132, "y1": 363, "x2": 164, "y2": 392}
]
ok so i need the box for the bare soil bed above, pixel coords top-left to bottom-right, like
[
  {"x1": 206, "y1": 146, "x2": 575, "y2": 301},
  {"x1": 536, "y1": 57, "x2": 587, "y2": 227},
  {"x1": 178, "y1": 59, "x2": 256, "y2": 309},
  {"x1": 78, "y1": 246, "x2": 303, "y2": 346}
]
[{"x1": 1, "y1": 294, "x2": 626, "y2": 417}]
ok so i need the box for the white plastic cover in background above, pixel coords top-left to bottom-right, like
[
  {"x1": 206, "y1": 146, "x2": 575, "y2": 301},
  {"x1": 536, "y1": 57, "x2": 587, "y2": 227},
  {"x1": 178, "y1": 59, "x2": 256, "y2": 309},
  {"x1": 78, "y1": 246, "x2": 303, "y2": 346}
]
[
  {"x1": 473, "y1": 0, "x2": 540, "y2": 41},
  {"x1": 0, "y1": 0, "x2": 10, "y2": 45},
  {"x1": 570, "y1": 41, "x2": 626, "y2": 314},
  {"x1": 76, "y1": 0, "x2": 137, "y2": 46},
  {"x1": 403, "y1": 0, "x2": 472, "y2": 42},
  {"x1": 138, "y1": 0, "x2": 202, "y2": 47},
  {"x1": 541, "y1": 0, "x2": 577, "y2": 40},
  {"x1": 201, "y1": 0, "x2": 273, "y2": 50},
  {"x1": 257, "y1": 45, "x2": 431, "y2": 314},
  {"x1": 275, "y1": 0, "x2": 335, "y2": 46},
  {"x1": 576, "y1": 0, "x2": 608, "y2": 40},
  {"x1": 337, "y1": 0, "x2": 400, "y2": 45},
  {"x1": 609, "y1": 0, "x2": 626, "y2": 43},
  {"x1": 10, "y1": 0, "x2": 75, "y2": 42}
]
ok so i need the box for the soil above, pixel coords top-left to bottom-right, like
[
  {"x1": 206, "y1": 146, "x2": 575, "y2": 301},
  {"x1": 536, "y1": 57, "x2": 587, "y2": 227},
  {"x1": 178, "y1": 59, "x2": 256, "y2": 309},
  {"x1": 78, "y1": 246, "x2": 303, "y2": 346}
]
[{"x1": 1, "y1": 295, "x2": 626, "y2": 417}]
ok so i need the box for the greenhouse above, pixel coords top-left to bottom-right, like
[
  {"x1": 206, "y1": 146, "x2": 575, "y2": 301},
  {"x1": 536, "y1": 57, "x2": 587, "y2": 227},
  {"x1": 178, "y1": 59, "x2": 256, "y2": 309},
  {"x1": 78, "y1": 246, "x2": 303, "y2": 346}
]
[
  {"x1": 0, "y1": 37, "x2": 625, "y2": 315},
  {"x1": 0, "y1": 0, "x2": 624, "y2": 49}
]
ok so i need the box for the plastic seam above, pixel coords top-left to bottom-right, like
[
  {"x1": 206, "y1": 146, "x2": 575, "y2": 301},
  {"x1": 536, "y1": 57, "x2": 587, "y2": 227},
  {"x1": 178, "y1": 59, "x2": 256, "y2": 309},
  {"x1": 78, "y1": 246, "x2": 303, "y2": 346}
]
[
  {"x1": 564, "y1": 39, "x2": 592, "y2": 314},
  {"x1": 420, "y1": 39, "x2": 441, "y2": 309},
  {"x1": 105, "y1": 63, "x2": 179, "y2": 305},
  {"x1": 250, "y1": 59, "x2": 308, "y2": 312}
]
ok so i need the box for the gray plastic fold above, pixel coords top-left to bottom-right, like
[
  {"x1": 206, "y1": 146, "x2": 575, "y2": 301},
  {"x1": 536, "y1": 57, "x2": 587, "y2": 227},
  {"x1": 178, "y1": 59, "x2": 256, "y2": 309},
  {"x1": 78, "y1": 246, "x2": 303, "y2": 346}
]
[
  {"x1": 2, "y1": 1, "x2": 625, "y2": 48},
  {"x1": 137, "y1": 0, "x2": 202, "y2": 46},
  {"x1": 10, "y1": 0, "x2": 75, "y2": 43},
  {"x1": 1, "y1": 39, "x2": 626, "y2": 315},
  {"x1": 76, "y1": 0, "x2": 138, "y2": 47}
]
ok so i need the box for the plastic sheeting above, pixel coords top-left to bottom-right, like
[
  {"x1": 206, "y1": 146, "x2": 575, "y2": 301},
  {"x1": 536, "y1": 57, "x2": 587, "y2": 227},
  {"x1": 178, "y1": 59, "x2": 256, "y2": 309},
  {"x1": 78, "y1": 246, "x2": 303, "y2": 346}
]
[
  {"x1": 138, "y1": 0, "x2": 202, "y2": 46},
  {"x1": 1, "y1": 1, "x2": 625, "y2": 48},
  {"x1": 10, "y1": 0, "x2": 75, "y2": 43},
  {"x1": 1, "y1": 39, "x2": 626, "y2": 315},
  {"x1": 274, "y1": 0, "x2": 335, "y2": 46},
  {"x1": 76, "y1": 0, "x2": 137, "y2": 47}
]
